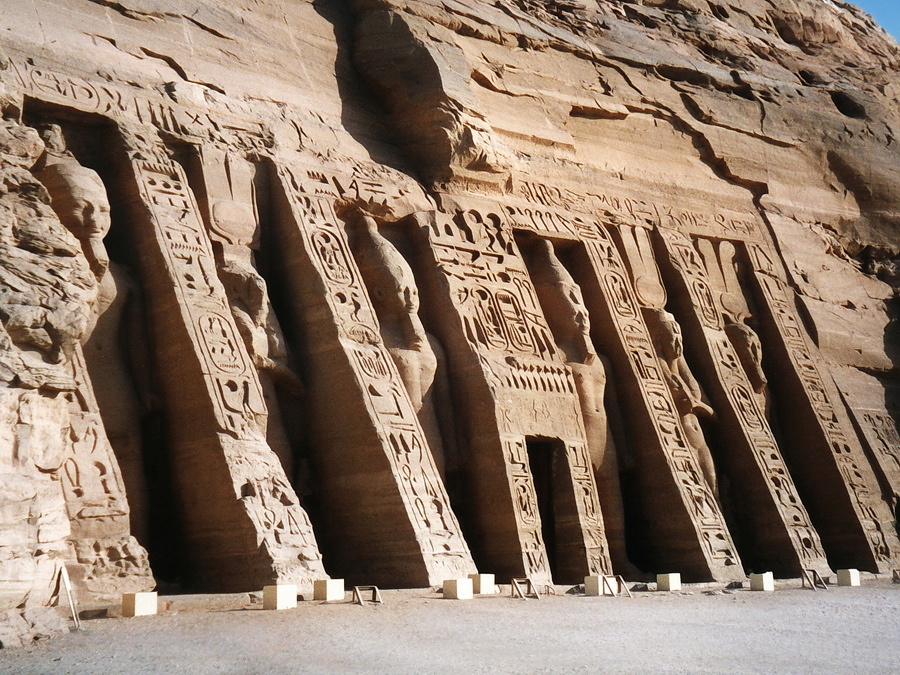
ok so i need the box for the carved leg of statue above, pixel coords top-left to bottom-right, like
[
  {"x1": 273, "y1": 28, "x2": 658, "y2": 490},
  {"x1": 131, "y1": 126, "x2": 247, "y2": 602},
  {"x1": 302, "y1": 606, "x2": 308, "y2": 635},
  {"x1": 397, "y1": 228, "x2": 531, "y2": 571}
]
[
  {"x1": 260, "y1": 375, "x2": 294, "y2": 479},
  {"x1": 388, "y1": 343, "x2": 449, "y2": 479},
  {"x1": 582, "y1": 404, "x2": 642, "y2": 578},
  {"x1": 682, "y1": 412, "x2": 718, "y2": 498},
  {"x1": 418, "y1": 391, "x2": 446, "y2": 478}
]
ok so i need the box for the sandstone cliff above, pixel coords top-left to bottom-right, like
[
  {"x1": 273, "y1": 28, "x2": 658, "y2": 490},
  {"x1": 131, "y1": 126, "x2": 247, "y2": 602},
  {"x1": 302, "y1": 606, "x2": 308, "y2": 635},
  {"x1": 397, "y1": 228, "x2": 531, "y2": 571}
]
[{"x1": 0, "y1": 0, "x2": 897, "y2": 644}]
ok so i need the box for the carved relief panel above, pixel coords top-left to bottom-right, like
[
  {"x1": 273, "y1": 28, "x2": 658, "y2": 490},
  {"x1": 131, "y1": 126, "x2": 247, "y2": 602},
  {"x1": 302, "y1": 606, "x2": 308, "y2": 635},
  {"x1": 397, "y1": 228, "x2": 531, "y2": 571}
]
[
  {"x1": 125, "y1": 140, "x2": 325, "y2": 587},
  {"x1": 580, "y1": 223, "x2": 742, "y2": 579},
  {"x1": 657, "y1": 227, "x2": 828, "y2": 573}
]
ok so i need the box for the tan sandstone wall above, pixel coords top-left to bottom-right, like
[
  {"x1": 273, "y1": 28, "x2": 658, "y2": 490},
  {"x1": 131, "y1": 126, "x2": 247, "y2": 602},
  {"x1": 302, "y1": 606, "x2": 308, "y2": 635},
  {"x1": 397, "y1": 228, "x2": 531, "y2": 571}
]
[{"x1": 0, "y1": 0, "x2": 898, "y2": 637}]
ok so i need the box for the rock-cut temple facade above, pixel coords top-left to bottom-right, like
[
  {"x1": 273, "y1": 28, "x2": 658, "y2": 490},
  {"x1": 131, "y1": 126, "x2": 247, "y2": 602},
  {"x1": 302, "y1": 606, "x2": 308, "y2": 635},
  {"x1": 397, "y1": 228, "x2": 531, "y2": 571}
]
[{"x1": 0, "y1": 0, "x2": 899, "y2": 635}]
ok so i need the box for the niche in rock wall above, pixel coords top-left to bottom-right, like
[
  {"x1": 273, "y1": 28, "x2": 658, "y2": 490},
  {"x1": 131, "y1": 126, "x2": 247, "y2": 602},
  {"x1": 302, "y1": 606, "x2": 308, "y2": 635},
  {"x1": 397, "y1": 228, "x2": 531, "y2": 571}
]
[{"x1": 22, "y1": 104, "x2": 185, "y2": 585}]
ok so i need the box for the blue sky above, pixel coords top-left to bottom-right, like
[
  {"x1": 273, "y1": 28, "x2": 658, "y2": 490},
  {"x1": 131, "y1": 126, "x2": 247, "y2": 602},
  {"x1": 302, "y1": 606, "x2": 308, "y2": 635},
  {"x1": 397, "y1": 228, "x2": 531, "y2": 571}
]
[{"x1": 852, "y1": 1, "x2": 899, "y2": 40}]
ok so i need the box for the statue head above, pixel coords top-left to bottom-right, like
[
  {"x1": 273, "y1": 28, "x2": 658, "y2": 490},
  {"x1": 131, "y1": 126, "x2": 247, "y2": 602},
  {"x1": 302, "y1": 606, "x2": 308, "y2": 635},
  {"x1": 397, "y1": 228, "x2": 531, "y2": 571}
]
[
  {"x1": 531, "y1": 239, "x2": 595, "y2": 360},
  {"x1": 652, "y1": 309, "x2": 683, "y2": 360},
  {"x1": 37, "y1": 158, "x2": 111, "y2": 277}
]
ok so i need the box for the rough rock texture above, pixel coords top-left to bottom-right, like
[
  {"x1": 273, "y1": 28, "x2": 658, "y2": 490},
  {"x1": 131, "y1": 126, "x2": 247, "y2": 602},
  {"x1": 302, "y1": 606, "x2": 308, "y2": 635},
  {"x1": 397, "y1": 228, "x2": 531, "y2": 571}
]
[{"x1": 0, "y1": 0, "x2": 898, "y2": 638}]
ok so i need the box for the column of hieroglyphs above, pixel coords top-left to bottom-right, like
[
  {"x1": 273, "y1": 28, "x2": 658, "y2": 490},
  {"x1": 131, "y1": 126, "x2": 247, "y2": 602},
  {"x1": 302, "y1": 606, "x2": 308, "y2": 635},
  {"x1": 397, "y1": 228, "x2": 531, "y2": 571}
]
[
  {"x1": 745, "y1": 242, "x2": 900, "y2": 572},
  {"x1": 271, "y1": 162, "x2": 476, "y2": 588}
]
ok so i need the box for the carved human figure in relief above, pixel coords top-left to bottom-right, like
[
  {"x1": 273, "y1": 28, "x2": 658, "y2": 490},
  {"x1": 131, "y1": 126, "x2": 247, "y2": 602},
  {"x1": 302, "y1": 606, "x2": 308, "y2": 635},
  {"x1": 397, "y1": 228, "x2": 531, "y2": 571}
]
[
  {"x1": 35, "y1": 132, "x2": 151, "y2": 542},
  {"x1": 651, "y1": 308, "x2": 719, "y2": 497},
  {"x1": 199, "y1": 149, "x2": 303, "y2": 477},
  {"x1": 724, "y1": 313, "x2": 771, "y2": 420},
  {"x1": 529, "y1": 239, "x2": 637, "y2": 575},
  {"x1": 352, "y1": 215, "x2": 453, "y2": 478}
]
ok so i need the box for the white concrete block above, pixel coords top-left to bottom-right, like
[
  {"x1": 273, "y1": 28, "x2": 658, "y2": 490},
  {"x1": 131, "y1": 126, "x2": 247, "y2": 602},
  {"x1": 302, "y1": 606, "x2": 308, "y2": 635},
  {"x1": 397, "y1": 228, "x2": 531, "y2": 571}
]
[
  {"x1": 584, "y1": 576, "x2": 602, "y2": 596},
  {"x1": 314, "y1": 578, "x2": 345, "y2": 601},
  {"x1": 263, "y1": 584, "x2": 298, "y2": 610},
  {"x1": 468, "y1": 573, "x2": 496, "y2": 595},
  {"x1": 837, "y1": 569, "x2": 860, "y2": 587},
  {"x1": 657, "y1": 573, "x2": 682, "y2": 592},
  {"x1": 122, "y1": 592, "x2": 157, "y2": 617},
  {"x1": 750, "y1": 572, "x2": 775, "y2": 592},
  {"x1": 443, "y1": 578, "x2": 473, "y2": 600}
]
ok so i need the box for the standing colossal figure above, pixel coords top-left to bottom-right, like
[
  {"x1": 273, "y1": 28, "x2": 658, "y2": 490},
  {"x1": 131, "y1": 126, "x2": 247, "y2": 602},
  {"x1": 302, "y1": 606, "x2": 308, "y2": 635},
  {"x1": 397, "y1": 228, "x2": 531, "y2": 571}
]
[
  {"x1": 650, "y1": 308, "x2": 719, "y2": 498},
  {"x1": 353, "y1": 214, "x2": 453, "y2": 478},
  {"x1": 35, "y1": 134, "x2": 151, "y2": 544},
  {"x1": 529, "y1": 239, "x2": 636, "y2": 575}
]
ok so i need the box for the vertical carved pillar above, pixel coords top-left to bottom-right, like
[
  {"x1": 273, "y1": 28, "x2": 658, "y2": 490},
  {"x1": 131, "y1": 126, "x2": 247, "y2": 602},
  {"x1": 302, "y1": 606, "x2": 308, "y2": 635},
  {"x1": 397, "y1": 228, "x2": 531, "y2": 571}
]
[
  {"x1": 655, "y1": 227, "x2": 829, "y2": 576},
  {"x1": 578, "y1": 223, "x2": 743, "y2": 581},
  {"x1": 121, "y1": 140, "x2": 324, "y2": 591},
  {"x1": 745, "y1": 243, "x2": 900, "y2": 572},
  {"x1": 271, "y1": 164, "x2": 475, "y2": 587}
]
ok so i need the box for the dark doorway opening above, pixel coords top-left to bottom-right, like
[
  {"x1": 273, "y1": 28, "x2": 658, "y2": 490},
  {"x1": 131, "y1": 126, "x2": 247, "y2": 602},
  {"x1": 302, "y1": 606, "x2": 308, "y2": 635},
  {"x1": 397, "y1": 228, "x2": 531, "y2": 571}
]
[{"x1": 526, "y1": 437, "x2": 565, "y2": 583}]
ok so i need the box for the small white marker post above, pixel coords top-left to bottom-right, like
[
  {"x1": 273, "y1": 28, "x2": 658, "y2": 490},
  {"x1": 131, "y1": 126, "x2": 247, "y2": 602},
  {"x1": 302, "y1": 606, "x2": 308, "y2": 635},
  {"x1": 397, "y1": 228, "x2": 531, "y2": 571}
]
[
  {"x1": 122, "y1": 592, "x2": 158, "y2": 617},
  {"x1": 657, "y1": 573, "x2": 682, "y2": 592},
  {"x1": 750, "y1": 572, "x2": 775, "y2": 592},
  {"x1": 263, "y1": 584, "x2": 297, "y2": 610},
  {"x1": 314, "y1": 579, "x2": 345, "y2": 602},
  {"x1": 837, "y1": 569, "x2": 860, "y2": 587},
  {"x1": 468, "y1": 573, "x2": 496, "y2": 595},
  {"x1": 443, "y1": 578, "x2": 473, "y2": 600}
]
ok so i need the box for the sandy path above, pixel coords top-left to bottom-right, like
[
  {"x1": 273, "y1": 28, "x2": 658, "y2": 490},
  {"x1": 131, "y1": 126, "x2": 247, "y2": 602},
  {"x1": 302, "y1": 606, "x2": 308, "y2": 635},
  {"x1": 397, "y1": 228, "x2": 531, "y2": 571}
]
[{"x1": 2, "y1": 582, "x2": 898, "y2": 674}]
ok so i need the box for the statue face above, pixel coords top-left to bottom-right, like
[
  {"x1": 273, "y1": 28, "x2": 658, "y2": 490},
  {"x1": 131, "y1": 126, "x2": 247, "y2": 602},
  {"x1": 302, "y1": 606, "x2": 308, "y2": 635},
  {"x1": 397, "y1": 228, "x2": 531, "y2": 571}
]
[
  {"x1": 402, "y1": 283, "x2": 420, "y2": 315},
  {"x1": 41, "y1": 162, "x2": 112, "y2": 241},
  {"x1": 659, "y1": 314, "x2": 683, "y2": 358},
  {"x1": 63, "y1": 170, "x2": 112, "y2": 239},
  {"x1": 561, "y1": 280, "x2": 590, "y2": 337}
]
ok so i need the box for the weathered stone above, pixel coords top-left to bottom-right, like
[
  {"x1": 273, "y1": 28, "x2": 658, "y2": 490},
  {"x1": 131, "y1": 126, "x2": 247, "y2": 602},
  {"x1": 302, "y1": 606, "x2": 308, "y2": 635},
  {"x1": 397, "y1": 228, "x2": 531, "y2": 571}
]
[{"x1": 0, "y1": 0, "x2": 898, "y2": 646}]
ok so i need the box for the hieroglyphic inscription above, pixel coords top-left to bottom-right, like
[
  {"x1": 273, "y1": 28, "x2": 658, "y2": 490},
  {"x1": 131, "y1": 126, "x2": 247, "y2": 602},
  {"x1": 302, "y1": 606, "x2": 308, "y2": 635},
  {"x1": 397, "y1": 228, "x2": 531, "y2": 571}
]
[
  {"x1": 566, "y1": 441, "x2": 612, "y2": 575},
  {"x1": 62, "y1": 345, "x2": 129, "y2": 524},
  {"x1": 421, "y1": 206, "x2": 558, "y2": 363},
  {"x1": 277, "y1": 165, "x2": 474, "y2": 577},
  {"x1": 62, "y1": 344, "x2": 153, "y2": 591},
  {"x1": 747, "y1": 243, "x2": 900, "y2": 567},
  {"x1": 133, "y1": 159, "x2": 267, "y2": 439},
  {"x1": 10, "y1": 55, "x2": 269, "y2": 150},
  {"x1": 502, "y1": 436, "x2": 551, "y2": 584},
  {"x1": 511, "y1": 180, "x2": 760, "y2": 240},
  {"x1": 659, "y1": 228, "x2": 828, "y2": 569}
]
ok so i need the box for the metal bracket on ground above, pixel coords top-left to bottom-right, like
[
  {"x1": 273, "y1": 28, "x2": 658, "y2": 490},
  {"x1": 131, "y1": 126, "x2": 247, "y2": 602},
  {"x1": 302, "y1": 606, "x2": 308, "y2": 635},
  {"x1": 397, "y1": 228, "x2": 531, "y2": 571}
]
[
  {"x1": 352, "y1": 586, "x2": 383, "y2": 605},
  {"x1": 602, "y1": 575, "x2": 633, "y2": 598},
  {"x1": 511, "y1": 578, "x2": 540, "y2": 599},
  {"x1": 801, "y1": 569, "x2": 828, "y2": 591}
]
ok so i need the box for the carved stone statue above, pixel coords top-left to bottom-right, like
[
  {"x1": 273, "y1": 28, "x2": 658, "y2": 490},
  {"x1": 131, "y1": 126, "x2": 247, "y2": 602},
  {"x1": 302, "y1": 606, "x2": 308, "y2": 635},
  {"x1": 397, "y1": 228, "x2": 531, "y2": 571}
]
[
  {"x1": 353, "y1": 214, "x2": 453, "y2": 477},
  {"x1": 529, "y1": 239, "x2": 637, "y2": 575},
  {"x1": 199, "y1": 149, "x2": 303, "y2": 479},
  {"x1": 650, "y1": 308, "x2": 719, "y2": 497},
  {"x1": 35, "y1": 139, "x2": 151, "y2": 543},
  {"x1": 724, "y1": 313, "x2": 771, "y2": 421}
]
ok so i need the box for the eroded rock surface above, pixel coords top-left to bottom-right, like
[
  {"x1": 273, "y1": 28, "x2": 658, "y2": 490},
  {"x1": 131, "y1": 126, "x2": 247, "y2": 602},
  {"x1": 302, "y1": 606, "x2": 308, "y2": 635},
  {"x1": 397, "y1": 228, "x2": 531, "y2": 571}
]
[{"x1": 0, "y1": 0, "x2": 898, "y2": 643}]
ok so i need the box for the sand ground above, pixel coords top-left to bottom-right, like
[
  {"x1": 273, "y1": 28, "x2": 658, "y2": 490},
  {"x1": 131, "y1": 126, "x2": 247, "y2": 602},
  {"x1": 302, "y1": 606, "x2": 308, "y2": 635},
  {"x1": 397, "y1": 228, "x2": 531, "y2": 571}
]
[{"x1": 1, "y1": 581, "x2": 898, "y2": 674}]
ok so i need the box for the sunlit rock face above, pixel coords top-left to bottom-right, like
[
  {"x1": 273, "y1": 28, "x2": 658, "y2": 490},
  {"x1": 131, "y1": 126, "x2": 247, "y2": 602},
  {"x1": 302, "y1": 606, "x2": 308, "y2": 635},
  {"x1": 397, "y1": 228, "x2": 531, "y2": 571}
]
[{"x1": 0, "y1": 0, "x2": 898, "y2": 636}]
